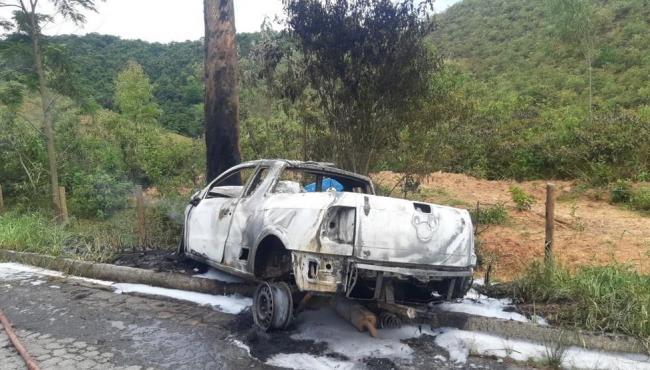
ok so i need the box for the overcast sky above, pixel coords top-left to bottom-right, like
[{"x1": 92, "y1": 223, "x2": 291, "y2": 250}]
[{"x1": 1, "y1": 0, "x2": 461, "y2": 43}]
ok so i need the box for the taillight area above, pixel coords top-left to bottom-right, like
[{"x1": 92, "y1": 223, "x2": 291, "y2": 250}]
[{"x1": 320, "y1": 206, "x2": 356, "y2": 245}]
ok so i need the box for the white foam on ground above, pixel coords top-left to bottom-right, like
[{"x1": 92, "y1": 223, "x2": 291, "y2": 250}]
[
  {"x1": 0, "y1": 262, "x2": 64, "y2": 280},
  {"x1": 0, "y1": 262, "x2": 252, "y2": 314},
  {"x1": 112, "y1": 283, "x2": 251, "y2": 314},
  {"x1": 193, "y1": 268, "x2": 243, "y2": 283},
  {"x1": 436, "y1": 287, "x2": 546, "y2": 324},
  {"x1": 433, "y1": 328, "x2": 650, "y2": 370},
  {"x1": 266, "y1": 353, "x2": 357, "y2": 370},
  {"x1": 230, "y1": 338, "x2": 252, "y2": 356},
  {"x1": 0, "y1": 262, "x2": 113, "y2": 286},
  {"x1": 290, "y1": 308, "x2": 435, "y2": 363}
]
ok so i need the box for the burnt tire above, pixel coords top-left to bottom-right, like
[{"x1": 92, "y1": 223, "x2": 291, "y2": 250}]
[
  {"x1": 252, "y1": 281, "x2": 294, "y2": 331},
  {"x1": 436, "y1": 277, "x2": 472, "y2": 300}
]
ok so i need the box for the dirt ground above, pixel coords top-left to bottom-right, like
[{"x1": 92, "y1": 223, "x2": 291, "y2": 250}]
[{"x1": 373, "y1": 171, "x2": 650, "y2": 281}]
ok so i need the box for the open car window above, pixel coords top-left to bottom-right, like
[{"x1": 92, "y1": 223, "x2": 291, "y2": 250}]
[
  {"x1": 206, "y1": 167, "x2": 256, "y2": 199},
  {"x1": 272, "y1": 168, "x2": 372, "y2": 194}
]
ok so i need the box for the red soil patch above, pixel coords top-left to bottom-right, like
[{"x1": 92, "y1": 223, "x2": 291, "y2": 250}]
[{"x1": 372, "y1": 171, "x2": 650, "y2": 281}]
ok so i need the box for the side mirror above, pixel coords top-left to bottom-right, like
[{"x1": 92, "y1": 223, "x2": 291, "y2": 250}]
[{"x1": 190, "y1": 197, "x2": 201, "y2": 206}]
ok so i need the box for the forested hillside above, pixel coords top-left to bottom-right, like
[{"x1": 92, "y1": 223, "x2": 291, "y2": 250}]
[
  {"x1": 36, "y1": 33, "x2": 260, "y2": 137},
  {"x1": 2, "y1": 0, "x2": 649, "y2": 215},
  {"x1": 438, "y1": 0, "x2": 650, "y2": 111},
  {"x1": 10, "y1": 0, "x2": 644, "y2": 182}
]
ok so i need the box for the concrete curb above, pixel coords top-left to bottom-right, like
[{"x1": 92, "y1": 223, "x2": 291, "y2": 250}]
[
  {"x1": 1, "y1": 250, "x2": 647, "y2": 356},
  {"x1": 418, "y1": 308, "x2": 649, "y2": 356},
  {"x1": 0, "y1": 250, "x2": 256, "y2": 297}
]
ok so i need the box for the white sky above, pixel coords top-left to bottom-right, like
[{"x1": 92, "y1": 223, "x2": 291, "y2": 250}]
[{"x1": 1, "y1": 0, "x2": 461, "y2": 43}]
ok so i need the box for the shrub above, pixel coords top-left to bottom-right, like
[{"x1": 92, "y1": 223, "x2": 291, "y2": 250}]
[
  {"x1": 631, "y1": 186, "x2": 650, "y2": 211},
  {"x1": 69, "y1": 171, "x2": 133, "y2": 219},
  {"x1": 470, "y1": 203, "x2": 508, "y2": 225},
  {"x1": 610, "y1": 180, "x2": 633, "y2": 204},
  {"x1": 509, "y1": 186, "x2": 535, "y2": 211}
]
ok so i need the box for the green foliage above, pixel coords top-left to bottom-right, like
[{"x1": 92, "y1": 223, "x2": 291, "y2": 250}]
[
  {"x1": 68, "y1": 171, "x2": 132, "y2": 219},
  {"x1": 470, "y1": 203, "x2": 508, "y2": 225},
  {"x1": 515, "y1": 262, "x2": 650, "y2": 341},
  {"x1": 610, "y1": 180, "x2": 632, "y2": 204},
  {"x1": 264, "y1": 0, "x2": 439, "y2": 173},
  {"x1": 631, "y1": 186, "x2": 650, "y2": 212},
  {"x1": 114, "y1": 60, "x2": 161, "y2": 125},
  {"x1": 509, "y1": 186, "x2": 535, "y2": 211}
]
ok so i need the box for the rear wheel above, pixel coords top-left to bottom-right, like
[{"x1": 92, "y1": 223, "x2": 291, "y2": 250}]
[{"x1": 252, "y1": 281, "x2": 294, "y2": 331}]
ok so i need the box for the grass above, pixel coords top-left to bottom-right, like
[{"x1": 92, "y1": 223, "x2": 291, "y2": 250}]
[
  {"x1": 0, "y1": 211, "x2": 69, "y2": 255},
  {"x1": 515, "y1": 262, "x2": 650, "y2": 347},
  {"x1": 631, "y1": 186, "x2": 650, "y2": 212},
  {"x1": 0, "y1": 199, "x2": 183, "y2": 261}
]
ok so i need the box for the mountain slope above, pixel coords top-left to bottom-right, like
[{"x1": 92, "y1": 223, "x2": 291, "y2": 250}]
[{"x1": 437, "y1": 0, "x2": 650, "y2": 110}]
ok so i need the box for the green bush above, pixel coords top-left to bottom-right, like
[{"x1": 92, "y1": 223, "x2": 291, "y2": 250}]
[
  {"x1": 509, "y1": 186, "x2": 535, "y2": 211},
  {"x1": 69, "y1": 171, "x2": 133, "y2": 219},
  {"x1": 515, "y1": 262, "x2": 650, "y2": 341},
  {"x1": 470, "y1": 203, "x2": 508, "y2": 225},
  {"x1": 631, "y1": 186, "x2": 650, "y2": 211},
  {"x1": 610, "y1": 180, "x2": 633, "y2": 203}
]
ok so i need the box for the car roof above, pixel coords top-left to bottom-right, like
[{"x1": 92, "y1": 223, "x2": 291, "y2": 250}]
[{"x1": 239, "y1": 159, "x2": 372, "y2": 183}]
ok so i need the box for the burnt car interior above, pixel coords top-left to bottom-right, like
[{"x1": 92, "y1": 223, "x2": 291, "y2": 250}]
[
  {"x1": 273, "y1": 167, "x2": 372, "y2": 194},
  {"x1": 206, "y1": 166, "x2": 269, "y2": 199}
]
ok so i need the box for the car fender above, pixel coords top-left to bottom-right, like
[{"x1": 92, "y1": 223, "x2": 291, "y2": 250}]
[{"x1": 247, "y1": 226, "x2": 293, "y2": 272}]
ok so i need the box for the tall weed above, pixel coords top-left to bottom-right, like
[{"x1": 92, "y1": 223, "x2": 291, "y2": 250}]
[{"x1": 516, "y1": 262, "x2": 650, "y2": 341}]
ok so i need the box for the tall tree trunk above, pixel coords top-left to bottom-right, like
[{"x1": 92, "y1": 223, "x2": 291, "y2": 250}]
[
  {"x1": 204, "y1": 0, "x2": 241, "y2": 184},
  {"x1": 27, "y1": 11, "x2": 62, "y2": 222}
]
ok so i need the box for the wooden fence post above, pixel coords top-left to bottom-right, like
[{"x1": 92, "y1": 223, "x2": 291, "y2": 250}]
[
  {"x1": 58, "y1": 186, "x2": 69, "y2": 224},
  {"x1": 0, "y1": 184, "x2": 4, "y2": 212},
  {"x1": 135, "y1": 185, "x2": 146, "y2": 250},
  {"x1": 545, "y1": 183, "x2": 555, "y2": 267}
]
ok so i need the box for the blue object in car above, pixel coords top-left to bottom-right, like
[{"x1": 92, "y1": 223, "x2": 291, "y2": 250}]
[{"x1": 304, "y1": 178, "x2": 344, "y2": 192}]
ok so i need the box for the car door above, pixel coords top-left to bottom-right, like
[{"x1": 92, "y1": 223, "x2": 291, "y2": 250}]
[
  {"x1": 186, "y1": 166, "x2": 256, "y2": 264},
  {"x1": 221, "y1": 166, "x2": 271, "y2": 269}
]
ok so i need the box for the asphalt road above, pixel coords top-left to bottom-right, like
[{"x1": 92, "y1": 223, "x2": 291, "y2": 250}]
[{"x1": 0, "y1": 266, "x2": 526, "y2": 370}]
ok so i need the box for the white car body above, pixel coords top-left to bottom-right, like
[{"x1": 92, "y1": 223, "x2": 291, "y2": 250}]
[{"x1": 182, "y1": 160, "x2": 475, "y2": 299}]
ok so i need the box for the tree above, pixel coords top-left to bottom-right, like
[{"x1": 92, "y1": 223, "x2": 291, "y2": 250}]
[
  {"x1": 114, "y1": 60, "x2": 161, "y2": 126},
  {"x1": 265, "y1": 0, "x2": 438, "y2": 174},
  {"x1": 0, "y1": 0, "x2": 99, "y2": 222},
  {"x1": 547, "y1": 0, "x2": 597, "y2": 122},
  {"x1": 203, "y1": 0, "x2": 241, "y2": 184}
]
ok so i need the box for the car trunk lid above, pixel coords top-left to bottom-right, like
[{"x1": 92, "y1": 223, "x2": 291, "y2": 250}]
[{"x1": 355, "y1": 195, "x2": 474, "y2": 268}]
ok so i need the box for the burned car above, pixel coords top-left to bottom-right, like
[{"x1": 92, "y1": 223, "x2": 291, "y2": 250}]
[{"x1": 180, "y1": 160, "x2": 475, "y2": 331}]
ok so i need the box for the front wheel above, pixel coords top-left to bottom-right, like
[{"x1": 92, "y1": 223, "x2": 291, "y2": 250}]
[{"x1": 252, "y1": 281, "x2": 294, "y2": 331}]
